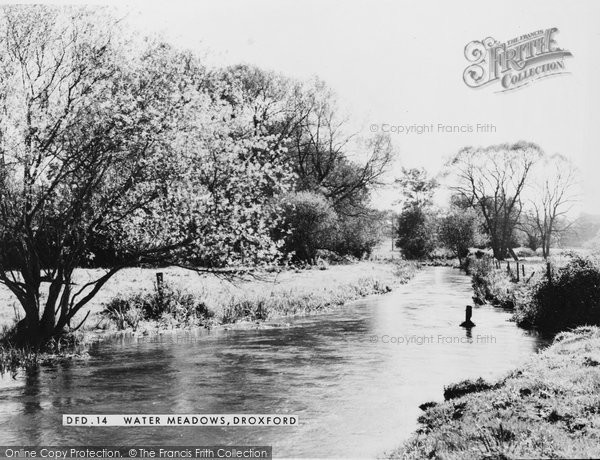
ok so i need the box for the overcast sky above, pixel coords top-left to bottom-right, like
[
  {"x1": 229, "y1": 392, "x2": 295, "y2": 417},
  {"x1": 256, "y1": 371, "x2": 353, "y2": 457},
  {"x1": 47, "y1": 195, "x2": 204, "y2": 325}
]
[{"x1": 16, "y1": 0, "x2": 600, "y2": 214}]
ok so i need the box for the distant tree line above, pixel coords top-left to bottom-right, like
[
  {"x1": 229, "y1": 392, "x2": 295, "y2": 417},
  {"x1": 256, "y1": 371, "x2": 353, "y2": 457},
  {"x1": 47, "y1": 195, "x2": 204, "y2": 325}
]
[{"x1": 394, "y1": 142, "x2": 580, "y2": 263}]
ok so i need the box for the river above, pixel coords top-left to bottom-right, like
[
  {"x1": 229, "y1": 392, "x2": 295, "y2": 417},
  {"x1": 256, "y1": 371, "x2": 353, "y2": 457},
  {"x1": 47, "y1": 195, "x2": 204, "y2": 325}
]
[{"x1": 0, "y1": 267, "x2": 549, "y2": 457}]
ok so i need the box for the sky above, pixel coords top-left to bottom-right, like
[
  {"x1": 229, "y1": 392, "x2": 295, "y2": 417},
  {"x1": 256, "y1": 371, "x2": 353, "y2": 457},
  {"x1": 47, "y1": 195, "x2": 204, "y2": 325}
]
[{"x1": 11, "y1": 0, "x2": 600, "y2": 214}]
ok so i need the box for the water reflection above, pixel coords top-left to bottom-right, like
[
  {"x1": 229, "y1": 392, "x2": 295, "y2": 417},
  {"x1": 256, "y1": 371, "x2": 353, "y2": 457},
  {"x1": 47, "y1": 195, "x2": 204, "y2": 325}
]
[{"x1": 0, "y1": 267, "x2": 549, "y2": 457}]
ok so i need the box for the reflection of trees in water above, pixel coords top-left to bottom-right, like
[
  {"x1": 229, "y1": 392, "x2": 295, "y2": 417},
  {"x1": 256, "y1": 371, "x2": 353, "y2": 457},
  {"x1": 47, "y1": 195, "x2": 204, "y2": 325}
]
[
  {"x1": 22, "y1": 369, "x2": 42, "y2": 414},
  {"x1": 5, "y1": 368, "x2": 43, "y2": 444},
  {"x1": 19, "y1": 362, "x2": 80, "y2": 444},
  {"x1": 6, "y1": 346, "x2": 179, "y2": 445},
  {"x1": 168, "y1": 333, "x2": 270, "y2": 412}
]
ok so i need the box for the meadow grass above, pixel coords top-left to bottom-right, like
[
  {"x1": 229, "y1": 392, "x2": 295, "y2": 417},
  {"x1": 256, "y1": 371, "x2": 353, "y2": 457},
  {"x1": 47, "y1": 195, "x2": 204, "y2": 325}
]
[
  {"x1": 387, "y1": 326, "x2": 600, "y2": 459},
  {"x1": 99, "y1": 260, "x2": 418, "y2": 332}
]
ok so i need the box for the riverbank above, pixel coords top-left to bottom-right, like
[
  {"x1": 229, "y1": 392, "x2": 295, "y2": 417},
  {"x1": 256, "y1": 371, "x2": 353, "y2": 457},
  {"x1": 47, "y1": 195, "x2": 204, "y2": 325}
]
[
  {"x1": 388, "y1": 326, "x2": 600, "y2": 459},
  {"x1": 97, "y1": 259, "x2": 418, "y2": 333},
  {"x1": 0, "y1": 260, "x2": 418, "y2": 371}
]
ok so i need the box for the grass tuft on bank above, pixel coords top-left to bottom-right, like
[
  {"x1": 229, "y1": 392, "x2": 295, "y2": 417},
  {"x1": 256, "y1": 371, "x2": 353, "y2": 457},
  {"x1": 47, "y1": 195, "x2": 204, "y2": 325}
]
[
  {"x1": 102, "y1": 284, "x2": 215, "y2": 330},
  {"x1": 388, "y1": 326, "x2": 600, "y2": 459},
  {"x1": 0, "y1": 324, "x2": 88, "y2": 375}
]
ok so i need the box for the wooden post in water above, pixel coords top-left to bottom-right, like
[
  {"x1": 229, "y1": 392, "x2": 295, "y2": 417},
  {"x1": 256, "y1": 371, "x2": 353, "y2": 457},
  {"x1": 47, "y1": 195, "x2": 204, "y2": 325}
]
[
  {"x1": 460, "y1": 305, "x2": 475, "y2": 328},
  {"x1": 522, "y1": 264, "x2": 525, "y2": 278},
  {"x1": 516, "y1": 262, "x2": 520, "y2": 282}
]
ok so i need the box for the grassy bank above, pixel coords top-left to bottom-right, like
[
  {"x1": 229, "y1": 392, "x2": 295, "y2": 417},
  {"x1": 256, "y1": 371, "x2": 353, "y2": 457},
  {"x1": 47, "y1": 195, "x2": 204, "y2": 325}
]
[
  {"x1": 0, "y1": 261, "x2": 417, "y2": 330},
  {"x1": 388, "y1": 326, "x2": 600, "y2": 459},
  {"x1": 97, "y1": 260, "x2": 418, "y2": 333},
  {"x1": 0, "y1": 260, "x2": 418, "y2": 370}
]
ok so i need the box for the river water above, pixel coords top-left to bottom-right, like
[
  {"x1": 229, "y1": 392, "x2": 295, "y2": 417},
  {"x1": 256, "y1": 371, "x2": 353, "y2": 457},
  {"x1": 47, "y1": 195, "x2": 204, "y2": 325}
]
[{"x1": 0, "y1": 267, "x2": 549, "y2": 457}]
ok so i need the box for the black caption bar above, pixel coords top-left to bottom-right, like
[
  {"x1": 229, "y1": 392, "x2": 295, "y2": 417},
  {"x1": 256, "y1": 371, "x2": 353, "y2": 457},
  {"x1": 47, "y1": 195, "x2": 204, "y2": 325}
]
[{"x1": 0, "y1": 447, "x2": 272, "y2": 459}]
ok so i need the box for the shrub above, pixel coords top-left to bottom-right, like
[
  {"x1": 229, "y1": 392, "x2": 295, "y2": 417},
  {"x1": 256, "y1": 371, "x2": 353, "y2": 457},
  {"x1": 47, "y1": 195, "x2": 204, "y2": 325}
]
[
  {"x1": 102, "y1": 297, "x2": 143, "y2": 330},
  {"x1": 438, "y1": 209, "x2": 476, "y2": 265},
  {"x1": 515, "y1": 247, "x2": 535, "y2": 258},
  {"x1": 279, "y1": 193, "x2": 387, "y2": 263},
  {"x1": 221, "y1": 296, "x2": 271, "y2": 324},
  {"x1": 279, "y1": 191, "x2": 338, "y2": 264},
  {"x1": 101, "y1": 283, "x2": 213, "y2": 330},
  {"x1": 315, "y1": 249, "x2": 355, "y2": 265},
  {"x1": 332, "y1": 212, "x2": 384, "y2": 259},
  {"x1": 517, "y1": 255, "x2": 600, "y2": 332},
  {"x1": 468, "y1": 256, "x2": 515, "y2": 307},
  {"x1": 395, "y1": 205, "x2": 436, "y2": 259},
  {"x1": 443, "y1": 377, "x2": 495, "y2": 400}
]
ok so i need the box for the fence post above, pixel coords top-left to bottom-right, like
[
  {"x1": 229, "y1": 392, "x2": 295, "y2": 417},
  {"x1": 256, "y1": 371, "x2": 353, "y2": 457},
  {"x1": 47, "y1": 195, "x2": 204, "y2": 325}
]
[
  {"x1": 156, "y1": 272, "x2": 164, "y2": 294},
  {"x1": 516, "y1": 262, "x2": 520, "y2": 282},
  {"x1": 546, "y1": 262, "x2": 552, "y2": 284}
]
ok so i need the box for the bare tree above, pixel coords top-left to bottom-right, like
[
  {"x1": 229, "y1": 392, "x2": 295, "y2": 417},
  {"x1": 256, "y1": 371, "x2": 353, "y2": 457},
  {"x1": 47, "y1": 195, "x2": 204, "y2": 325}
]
[
  {"x1": 288, "y1": 80, "x2": 394, "y2": 215},
  {"x1": 526, "y1": 154, "x2": 579, "y2": 258},
  {"x1": 448, "y1": 142, "x2": 542, "y2": 260}
]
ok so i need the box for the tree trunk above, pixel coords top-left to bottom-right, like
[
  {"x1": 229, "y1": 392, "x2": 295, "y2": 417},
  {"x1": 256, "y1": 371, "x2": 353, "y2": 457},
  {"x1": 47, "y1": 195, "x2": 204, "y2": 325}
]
[
  {"x1": 15, "y1": 310, "x2": 42, "y2": 346},
  {"x1": 490, "y1": 235, "x2": 502, "y2": 260},
  {"x1": 492, "y1": 242, "x2": 507, "y2": 260},
  {"x1": 540, "y1": 232, "x2": 549, "y2": 259},
  {"x1": 15, "y1": 285, "x2": 61, "y2": 347},
  {"x1": 16, "y1": 310, "x2": 60, "y2": 346}
]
